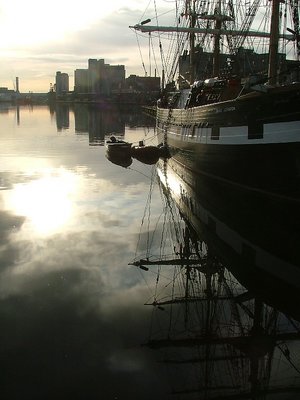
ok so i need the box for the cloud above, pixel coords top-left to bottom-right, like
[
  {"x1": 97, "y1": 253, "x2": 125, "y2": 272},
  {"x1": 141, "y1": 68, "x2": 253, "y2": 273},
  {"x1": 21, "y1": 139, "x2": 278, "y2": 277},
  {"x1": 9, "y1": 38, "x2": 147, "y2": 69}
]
[
  {"x1": 0, "y1": 2, "x2": 176, "y2": 92},
  {"x1": 37, "y1": 8, "x2": 147, "y2": 70},
  {"x1": 0, "y1": 3, "x2": 173, "y2": 91}
]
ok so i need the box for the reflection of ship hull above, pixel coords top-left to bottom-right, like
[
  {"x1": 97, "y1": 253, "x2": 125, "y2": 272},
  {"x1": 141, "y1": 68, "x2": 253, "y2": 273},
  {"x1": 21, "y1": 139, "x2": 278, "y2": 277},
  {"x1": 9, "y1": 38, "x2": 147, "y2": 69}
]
[
  {"x1": 157, "y1": 136, "x2": 300, "y2": 202},
  {"x1": 160, "y1": 141, "x2": 300, "y2": 200},
  {"x1": 157, "y1": 157, "x2": 300, "y2": 319}
]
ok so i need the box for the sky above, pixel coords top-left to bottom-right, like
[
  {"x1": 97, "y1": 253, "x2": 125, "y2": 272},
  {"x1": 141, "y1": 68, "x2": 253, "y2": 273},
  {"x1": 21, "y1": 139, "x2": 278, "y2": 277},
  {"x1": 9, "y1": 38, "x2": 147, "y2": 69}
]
[{"x1": 0, "y1": 0, "x2": 171, "y2": 93}]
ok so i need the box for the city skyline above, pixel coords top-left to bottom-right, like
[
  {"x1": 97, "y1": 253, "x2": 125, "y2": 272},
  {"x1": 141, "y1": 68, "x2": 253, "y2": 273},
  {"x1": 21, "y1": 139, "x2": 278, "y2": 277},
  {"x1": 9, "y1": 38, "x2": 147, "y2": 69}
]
[{"x1": 0, "y1": 0, "x2": 171, "y2": 92}]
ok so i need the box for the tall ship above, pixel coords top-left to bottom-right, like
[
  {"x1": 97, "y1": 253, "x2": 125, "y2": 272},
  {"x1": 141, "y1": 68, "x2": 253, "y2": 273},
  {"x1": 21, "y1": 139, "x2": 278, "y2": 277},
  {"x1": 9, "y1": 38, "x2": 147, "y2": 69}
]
[
  {"x1": 130, "y1": 0, "x2": 300, "y2": 199},
  {"x1": 128, "y1": 155, "x2": 300, "y2": 399}
]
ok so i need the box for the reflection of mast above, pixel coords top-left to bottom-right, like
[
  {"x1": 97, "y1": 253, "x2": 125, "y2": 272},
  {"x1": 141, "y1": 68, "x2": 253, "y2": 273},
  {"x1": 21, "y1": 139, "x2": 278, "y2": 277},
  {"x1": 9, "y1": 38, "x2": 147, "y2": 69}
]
[
  {"x1": 144, "y1": 260, "x2": 300, "y2": 396},
  {"x1": 16, "y1": 105, "x2": 20, "y2": 126},
  {"x1": 129, "y1": 155, "x2": 300, "y2": 399},
  {"x1": 134, "y1": 213, "x2": 300, "y2": 398},
  {"x1": 268, "y1": 0, "x2": 280, "y2": 85}
]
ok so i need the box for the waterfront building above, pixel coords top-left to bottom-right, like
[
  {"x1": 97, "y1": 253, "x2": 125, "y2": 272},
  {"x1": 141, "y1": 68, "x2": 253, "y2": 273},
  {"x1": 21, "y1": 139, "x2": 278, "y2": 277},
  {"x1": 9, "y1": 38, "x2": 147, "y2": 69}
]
[
  {"x1": 125, "y1": 75, "x2": 160, "y2": 92},
  {"x1": 73, "y1": 59, "x2": 126, "y2": 100},
  {"x1": 0, "y1": 87, "x2": 16, "y2": 102},
  {"x1": 54, "y1": 58, "x2": 159, "y2": 104},
  {"x1": 74, "y1": 69, "x2": 89, "y2": 93},
  {"x1": 88, "y1": 59, "x2": 100, "y2": 93},
  {"x1": 106, "y1": 65, "x2": 126, "y2": 91},
  {"x1": 87, "y1": 59, "x2": 125, "y2": 96},
  {"x1": 55, "y1": 72, "x2": 69, "y2": 96}
]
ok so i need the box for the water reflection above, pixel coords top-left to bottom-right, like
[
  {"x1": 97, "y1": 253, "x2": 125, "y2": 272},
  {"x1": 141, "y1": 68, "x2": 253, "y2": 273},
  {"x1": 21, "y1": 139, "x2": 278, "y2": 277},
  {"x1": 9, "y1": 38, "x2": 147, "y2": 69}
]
[
  {"x1": 7, "y1": 170, "x2": 77, "y2": 235},
  {"x1": 0, "y1": 104, "x2": 167, "y2": 400},
  {"x1": 53, "y1": 103, "x2": 156, "y2": 145},
  {"x1": 56, "y1": 104, "x2": 70, "y2": 131},
  {"x1": 0, "y1": 104, "x2": 299, "y2": 400},
  {"x1": 129, "y1": 155, "x2": 300, "y2": 399}
]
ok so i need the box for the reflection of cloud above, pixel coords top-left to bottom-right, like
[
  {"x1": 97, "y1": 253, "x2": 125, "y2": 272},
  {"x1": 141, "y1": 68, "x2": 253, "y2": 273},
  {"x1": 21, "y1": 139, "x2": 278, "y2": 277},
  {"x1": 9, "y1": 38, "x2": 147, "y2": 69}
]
[
  {"x1": 0, "y1": 251, "x2": 168, "y2": 399},
  {"x1": 108, "y1": 348, "x2": 146, "y2": 372},
  {"x1": 0, "y1": 172, "x2": 14, "y2": 191},
  {"x1": 0, "y1": 210, "x2": 25, "y2": 243},
  {"x1": 0, "y1": 210, "x2": 25, "y2": 275},
  {"x1": 0, "y1": 131, "x2": 171, "y2": 398},
  {"x1": 0, "y1": 212, "x2": 154, "y2": 309}
]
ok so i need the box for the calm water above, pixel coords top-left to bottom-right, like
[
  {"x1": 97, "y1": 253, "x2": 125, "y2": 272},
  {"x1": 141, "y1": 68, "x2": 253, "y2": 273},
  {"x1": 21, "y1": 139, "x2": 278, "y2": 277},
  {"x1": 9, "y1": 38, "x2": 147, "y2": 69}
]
[
  {"x1": 1, "y1": 104, "x2": 300, "y2": 400},
  {"x1": 0, "y1": 103, "x2": 170, "y2": 399}
]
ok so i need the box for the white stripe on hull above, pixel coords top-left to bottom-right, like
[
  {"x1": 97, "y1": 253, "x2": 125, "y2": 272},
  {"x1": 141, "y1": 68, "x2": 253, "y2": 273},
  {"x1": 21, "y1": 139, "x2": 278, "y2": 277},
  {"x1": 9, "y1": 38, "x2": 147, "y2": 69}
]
[{"x1": 158, "y1": 119, "x2": 300, "y2": 145}]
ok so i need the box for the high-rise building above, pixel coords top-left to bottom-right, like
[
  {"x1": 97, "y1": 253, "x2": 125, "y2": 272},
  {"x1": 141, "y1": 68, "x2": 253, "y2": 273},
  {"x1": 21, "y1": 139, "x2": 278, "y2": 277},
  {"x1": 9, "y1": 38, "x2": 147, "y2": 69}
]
[
  {"x1": 107, "y1": 65, "x2": 126, "y2": 89},
  {"x1": 74, "y1": 69, "x2": 89, "y2": 93},
  {"x1": 88, "y1": 59, "x2": 101, "y2": 93},
  {"x1": 87, "y1": 59, "x2": 125, "y2": 95},
  {"x1": 55, "y1": 71, "x2": 69, "y2": 95}
]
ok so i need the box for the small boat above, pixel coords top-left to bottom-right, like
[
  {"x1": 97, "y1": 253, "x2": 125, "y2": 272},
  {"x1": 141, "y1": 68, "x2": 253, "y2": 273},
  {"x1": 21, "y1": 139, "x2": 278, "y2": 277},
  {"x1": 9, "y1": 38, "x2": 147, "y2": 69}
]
[
  {"x1": 106, "y1": 137, "x2": 170, "y2": 166},
  {"x1": 131, "y1": 143, "x2": 170, "y2": 165},
  {"x1": 105, "y1": 136, "x2": 132, "y2": 150}
]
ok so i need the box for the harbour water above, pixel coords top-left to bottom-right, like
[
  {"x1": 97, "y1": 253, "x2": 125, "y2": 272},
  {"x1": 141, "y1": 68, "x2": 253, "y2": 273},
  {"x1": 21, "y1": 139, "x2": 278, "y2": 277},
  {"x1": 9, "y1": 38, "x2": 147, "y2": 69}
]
[
  {"x1": 1, "y1": 104, "x2": 300, "y2": 400},
  {"x1": 0, "y1": 104, "x2": 170, "y2": 399}
]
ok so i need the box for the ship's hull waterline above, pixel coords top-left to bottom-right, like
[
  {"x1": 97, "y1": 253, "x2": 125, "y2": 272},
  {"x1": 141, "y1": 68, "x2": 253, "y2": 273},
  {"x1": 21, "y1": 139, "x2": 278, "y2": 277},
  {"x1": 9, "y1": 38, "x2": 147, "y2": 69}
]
[{"x1": 157, "y1": 83, "x2": 300, "y2": 200}]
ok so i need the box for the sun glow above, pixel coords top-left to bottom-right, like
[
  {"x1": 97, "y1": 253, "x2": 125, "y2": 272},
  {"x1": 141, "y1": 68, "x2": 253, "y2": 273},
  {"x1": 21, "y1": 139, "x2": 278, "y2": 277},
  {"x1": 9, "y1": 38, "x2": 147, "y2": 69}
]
[
  {"x1": 0, "y1": 0, "x2": 132, "y2": 48},
  {"x1": 0, "y1": 0, "x2": 147, "y2": 91},
  {"x1": 9, "y1": 170, "x2": 78, "y2": 235}
]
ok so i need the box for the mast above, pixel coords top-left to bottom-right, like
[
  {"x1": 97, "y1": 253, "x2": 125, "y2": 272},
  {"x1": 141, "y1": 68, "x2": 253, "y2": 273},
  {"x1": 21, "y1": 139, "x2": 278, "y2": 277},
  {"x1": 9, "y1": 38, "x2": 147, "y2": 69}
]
[
  {"x1": 130, "y1": 0, "x2": 299, "y2": 85},
  {"x1": 189, "y1": 0, "x2": 196, "y2": 83},
  {"x1": 213, "y1": 1, "x2": 222, "y2": 76},
  {"x1": 268, "y1": 0, "x2": 280, "y2": 84},
  {"x1": 130, "y1": 24, "x2": 293, "y2": 40}
]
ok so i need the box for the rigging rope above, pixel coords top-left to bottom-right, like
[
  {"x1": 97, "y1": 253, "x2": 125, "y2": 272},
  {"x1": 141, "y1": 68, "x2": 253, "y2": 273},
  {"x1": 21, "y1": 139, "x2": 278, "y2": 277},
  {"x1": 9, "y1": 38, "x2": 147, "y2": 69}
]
[{"x1": 134, "y1": 30, "x2": 148, "y2": 76}]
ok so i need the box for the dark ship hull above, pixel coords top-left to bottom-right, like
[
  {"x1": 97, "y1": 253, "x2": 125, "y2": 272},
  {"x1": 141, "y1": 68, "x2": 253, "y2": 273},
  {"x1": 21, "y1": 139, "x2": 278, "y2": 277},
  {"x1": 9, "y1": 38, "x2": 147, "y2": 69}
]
[{"x1": 157, "y1": 83, "x2": 300, "y2": 200}]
